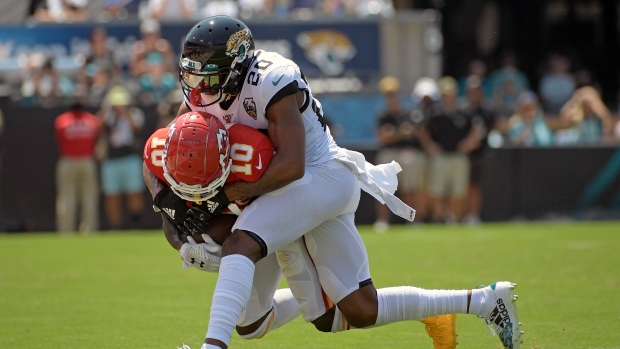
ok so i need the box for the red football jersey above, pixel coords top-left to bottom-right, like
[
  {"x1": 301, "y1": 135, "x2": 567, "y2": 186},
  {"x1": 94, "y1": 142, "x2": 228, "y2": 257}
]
[{"x1": 144, "y1": 123, "x2": 274, "y2": 213}]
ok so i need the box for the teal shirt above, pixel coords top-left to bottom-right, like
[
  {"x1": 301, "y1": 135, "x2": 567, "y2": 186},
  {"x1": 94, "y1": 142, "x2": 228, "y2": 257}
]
[{"x1": 508, "y1": 112, "x2": 554, "y2": 146}]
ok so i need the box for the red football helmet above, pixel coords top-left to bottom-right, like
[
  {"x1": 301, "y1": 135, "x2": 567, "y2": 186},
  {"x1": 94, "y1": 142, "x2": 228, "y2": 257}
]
[{"x1": 163, "y1": 111, "x2": 231, "y2": 202}]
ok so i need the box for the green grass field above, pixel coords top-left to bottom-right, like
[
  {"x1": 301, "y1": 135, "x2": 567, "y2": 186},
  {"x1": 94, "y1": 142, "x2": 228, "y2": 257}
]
[{"x1": 1, "y1": 222, "x2": 619, "y2": 349}]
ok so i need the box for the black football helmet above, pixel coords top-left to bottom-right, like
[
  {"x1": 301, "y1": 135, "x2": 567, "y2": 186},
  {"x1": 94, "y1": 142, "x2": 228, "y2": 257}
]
[{"x1": 179, "y1": 16, "x2": 255, "y2": 106}]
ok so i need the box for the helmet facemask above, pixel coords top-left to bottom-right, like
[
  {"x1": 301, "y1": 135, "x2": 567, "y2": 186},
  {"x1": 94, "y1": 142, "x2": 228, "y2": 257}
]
[
  {"x1": 179, "y1": 25, "x2": 255, "y2": 107},
  {"x1": 163, "y1": 159, "x2": 231, "y2": 202}
]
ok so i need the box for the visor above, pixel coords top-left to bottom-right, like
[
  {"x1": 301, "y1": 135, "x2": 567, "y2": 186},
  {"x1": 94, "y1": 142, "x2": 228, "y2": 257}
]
[{"x1": 180, "y1": 58, "x2": 220, "y2": 89}]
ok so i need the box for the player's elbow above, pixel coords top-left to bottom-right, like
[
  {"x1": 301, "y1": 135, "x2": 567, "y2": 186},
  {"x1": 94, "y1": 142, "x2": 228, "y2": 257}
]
[
  {"x1": 279, "y1": 160, "x2": 305, "y2": 183},
  {"x1": 288, "y1": 163, "x2": 305, "y2": 181}
]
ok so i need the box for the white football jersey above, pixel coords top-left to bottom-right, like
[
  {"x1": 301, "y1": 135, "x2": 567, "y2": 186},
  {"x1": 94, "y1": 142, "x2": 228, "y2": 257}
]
[{"x1": 186, "y1": 50, "x2": 340, "y2": 165}]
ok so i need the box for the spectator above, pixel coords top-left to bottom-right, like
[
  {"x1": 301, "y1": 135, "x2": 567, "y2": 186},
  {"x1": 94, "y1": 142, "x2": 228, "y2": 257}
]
[
  {"x1": 558, "y1": 86, "x2": 615, "y2": 144},
  {"x1": 103, "y1": 0, "x2": 142, "y2": 20},
  {"x1": 199, "y1": 0, "x2": 240, "y2": 18},
  {"x1": 97, "y1": 86, "x2": 146, "y2": 230},
  {"x1": 352, "y1": 0, "x2": 395, "y2": 17},
  {"x1": 76, "y1": 27, "x2": 122, "y2": 107},
  {"x1": 130, "y1": 19, "x2": 175, "y2": 77},
  {"x1": 458, "y1": 58, "x2": 492, "y2": 102},
  {"x1": 407, "y1": 76, "x2": 442, "y2": 223},
  {"x1": 27, "y1": 0, "x2": 45, "y2": 20},
  {"x1": 372, "y1": 76, "x2": 419, "y2": 232},
  {"x1": 21, "y1": 53, "x2": 73, "y2": 107},
  {"x1": 613, "y1": 117, "x2": 620, "y2": 142},
  {"x1": 34, "y1": 0, "x2": 89, "y2": 22},
  {"x1": 538, "y1": 54, "x2": 575, "y2": 114},
  {"x1": 506, "y1": 91, "x2": 575, "y2": 147},
  {"x1": 137, "y1": 60, "x2": 176, "y2": 105},
  {"x1": 147, "y1": 0, "x2": 197, "y2": 21},
  {"x1": 574, "y1": 68, "x2": 602, "y2": 91},
  {"x1": 490, "y1": 51, "x2": 529, "y2": 117},
  {"x1": 461, "y1": 75, "x2": 497, "y2": 225},
  {"x1": 322, "y1": 0, "x2": 345, "y2": 17},
  {"x1": 54, "y1": 103, "x2": 101, "y2": 233},
  {"x1": 238, "y1": 0, "x2": 272, "y2": 18},
  {"x1": 421, "y1": 76, "x2": 478, "y2": 223}
]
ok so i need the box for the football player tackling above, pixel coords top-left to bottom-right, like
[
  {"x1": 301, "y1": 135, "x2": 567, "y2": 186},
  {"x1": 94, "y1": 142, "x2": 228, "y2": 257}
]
[
  {"x1": 153, "y1": 16, "x2": 522, "y2": 349},
  {"x1": 144, "y1": 112, "x2": 459, "y2": 348}
]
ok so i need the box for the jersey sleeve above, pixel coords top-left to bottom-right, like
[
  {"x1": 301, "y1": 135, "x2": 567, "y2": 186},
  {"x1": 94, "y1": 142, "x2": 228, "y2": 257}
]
[
  {"x1": 226, "y1": 124, "x2": 274, "y2": 183},
  {"x1": 258, "y1": 64, "x2": 300, "y2": 115},
  {"x1": 143, "y1": 127, "x2": 170, "y2": 185}
]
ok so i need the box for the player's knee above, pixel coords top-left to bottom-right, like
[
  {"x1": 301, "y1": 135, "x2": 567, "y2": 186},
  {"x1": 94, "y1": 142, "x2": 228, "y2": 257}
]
[
  {"x1": 337, "y1": 285, "x2": 379, "y2": 328},
  {"x1": 310, "y1": 307, "x2": 336, "y2": 332},
  {"x1": 221, "y1": 229, "x2": 263, "y2": 262},
  {"x1": 236, "y1": 310, "x2": 272, "y2": 340},
  {"x1": 344, "y1": 307, "x2": 377, "y2": 328},
  {"x1": 237, "y1": 327, "x2": 266, "y2": 340}
]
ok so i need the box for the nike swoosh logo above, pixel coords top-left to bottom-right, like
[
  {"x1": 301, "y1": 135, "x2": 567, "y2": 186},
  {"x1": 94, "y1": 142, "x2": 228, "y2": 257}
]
[
  {"x1": 272, "y1": 74, "x2": 284, "y2": 86},
  {"x1": 255, "y1": 154, "x2": 263, "y2": 170}
]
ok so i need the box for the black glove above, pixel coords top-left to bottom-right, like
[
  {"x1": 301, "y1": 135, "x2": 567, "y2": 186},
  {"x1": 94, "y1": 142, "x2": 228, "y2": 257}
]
[
  {"x1": 154, "y1": 188, "x2": 213, "y2": 234},
  {"x1": 180, "y1": 190, "x2": 230, "y2": 234},
  {"x1": 202, "y1": 188, "x2": 231, "y2": 217},
  {"x1": 184, "y1": 205, "x2": 213, "y2": 234}
]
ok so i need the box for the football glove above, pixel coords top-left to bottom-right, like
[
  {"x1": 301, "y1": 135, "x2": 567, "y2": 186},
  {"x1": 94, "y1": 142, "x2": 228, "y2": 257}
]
[
  {"x1": 184, "y1": 206, "x2": 213, "y2": 234},
  {"x1": 183, "y1": 188, "x2": 231, "y2": 233},
  {"x1": 154, "y1": 188, "x2": 214, "y2": 235},
  {"x1": 202, "y1": 188, "x2": 231, "y2": 217},
  {"x1": 186, "y1": 234, "x2": 222, "y2": 255},
  {"x1": 179, "y1": 238, "x2": 222, "y2": 273}
]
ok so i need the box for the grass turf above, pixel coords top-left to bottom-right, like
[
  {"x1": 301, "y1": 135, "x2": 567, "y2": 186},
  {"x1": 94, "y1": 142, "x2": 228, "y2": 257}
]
[{"x1": 1, "y1": 221, "x2": 619, "y2": 349}]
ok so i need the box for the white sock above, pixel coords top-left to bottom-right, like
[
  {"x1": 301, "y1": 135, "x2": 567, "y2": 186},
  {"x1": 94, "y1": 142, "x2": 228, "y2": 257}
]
[
  {"x1": 468, "y1": 287, "x2": 489, "y2": 317},
  {"x1": 239, "y1": 288, "x2": 301, "y2": 339},
  {"x1": 375, "y1": 286, "x2": 468, "y2": 327},
  {"x1": 270, "y1": 288, "x2": 301, "y2": 331},
  {"x1": 331, "y1": 306, "x2": 352, "y2": 332},
  {"x1": 206, "y1": 255, "x2": 255, "y2": 346}
]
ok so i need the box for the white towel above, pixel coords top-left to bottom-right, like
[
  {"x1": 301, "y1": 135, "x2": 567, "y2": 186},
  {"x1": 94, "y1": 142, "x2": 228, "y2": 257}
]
[{"x1": 334, "y1": 148, "x2": 416, "y2": 222}]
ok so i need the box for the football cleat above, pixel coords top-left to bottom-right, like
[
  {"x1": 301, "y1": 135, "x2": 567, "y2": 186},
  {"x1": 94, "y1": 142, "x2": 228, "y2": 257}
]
[
  {"x1": 481, "y1": 281, "x2": 522, "y2": 349},
  {"x1": 422, "y1": 314, "x2": 458, "y2": 349}
]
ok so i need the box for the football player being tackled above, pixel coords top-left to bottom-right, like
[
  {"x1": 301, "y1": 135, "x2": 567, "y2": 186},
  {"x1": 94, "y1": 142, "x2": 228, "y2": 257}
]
[
  {"x1": 143, "y1": 112, "x2": 459, "y2": 348},
  {"x1": 150, "y1": 15, "x2": 522, "y2": 349}
]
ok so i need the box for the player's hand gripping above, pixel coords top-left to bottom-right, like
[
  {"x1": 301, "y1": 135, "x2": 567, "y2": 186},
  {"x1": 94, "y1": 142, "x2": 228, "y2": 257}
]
[
  {"x1": 153, "y1": 188, "x2": 214, "y2": 235},
  {"x1": 179, "y1": 234, "x2": 222, "y2": 272},
  {"x1": 183, "y1": 187, "x2": 231, "y2": 234}
]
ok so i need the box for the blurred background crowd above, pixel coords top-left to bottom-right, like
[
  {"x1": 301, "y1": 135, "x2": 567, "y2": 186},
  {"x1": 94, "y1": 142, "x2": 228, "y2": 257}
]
[
  {"x1": 0, "y1": 0, "x2": 619, "y2": 233},
  {"x1": 373, "y1": 70, "x2": 620, "y2": 231},
  {"x1": 24, "y1": 0, "x2": 398, "y2": 22}
]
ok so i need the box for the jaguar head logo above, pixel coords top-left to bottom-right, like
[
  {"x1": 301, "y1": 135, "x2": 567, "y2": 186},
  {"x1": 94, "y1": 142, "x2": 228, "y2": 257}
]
[
  {"x1": 296, "y1": 30, "x2": 356, "y2": 76},
  {"x1": 226, "y1": 28, "x2": 252, "y2": 61}
]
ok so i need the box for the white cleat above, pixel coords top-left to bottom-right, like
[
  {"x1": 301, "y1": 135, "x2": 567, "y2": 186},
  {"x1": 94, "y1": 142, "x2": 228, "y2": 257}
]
[{"x1": 482, "y1": 281, "x2": 522, "y2": 349}]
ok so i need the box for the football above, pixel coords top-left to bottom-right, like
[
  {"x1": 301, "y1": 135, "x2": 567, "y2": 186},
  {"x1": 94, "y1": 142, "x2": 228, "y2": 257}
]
[{"x1": 191, "y1": 214, "x2": 237, "y2": 245}]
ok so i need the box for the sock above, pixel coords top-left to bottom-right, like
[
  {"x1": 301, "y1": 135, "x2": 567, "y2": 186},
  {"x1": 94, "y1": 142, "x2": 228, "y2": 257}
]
[
  {"x1": 238, "y1": 288, "x2": 301, "y2": 340},
  {"x1": 270, "y1": 288, "x2": 301, "y2": 331},
  {"x1": 331, "y1": 306, "x2": 352, "y2": 332},
  {"x1": 467, "y1": 287, "x2": 489, "y2": 317},
  {"x1": 206, "y1": 255, "x2": 255, "y2": 346},
  {"x1": 374, "y1": 286, "x2": 468, "y2": 327}
]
